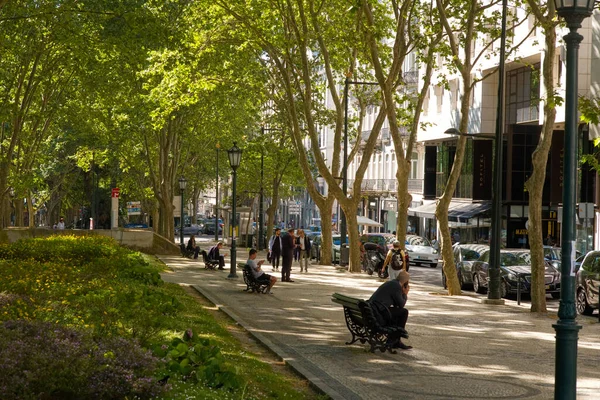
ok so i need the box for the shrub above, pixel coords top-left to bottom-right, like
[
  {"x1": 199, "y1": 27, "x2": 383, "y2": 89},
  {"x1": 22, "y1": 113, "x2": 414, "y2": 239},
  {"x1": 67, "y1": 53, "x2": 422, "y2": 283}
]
[
  {"x1": 153, "y1": 329, "x2": 243, "y2": 391},
  {"x1": 0, "y1": 320, "x2": 166, "y2": 399}
]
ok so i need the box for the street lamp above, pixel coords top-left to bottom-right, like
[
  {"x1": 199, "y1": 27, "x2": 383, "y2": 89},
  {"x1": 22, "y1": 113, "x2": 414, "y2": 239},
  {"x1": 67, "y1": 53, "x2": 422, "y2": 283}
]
[
  {"x1": 215, "y1": 143, "x2": 221, "y2": 242},
  {"x1": 227, "y1": 142, "x2": 242, "y2": 279},
  {"x1": 553, "y1": 1, "x2": 593, "y2": 398},
  {"x1": 487, "y1": 0, "x2": 508, "y2": 303},
  {"x1": 178, "y1": 176, "x2": 187, "y2": 246}
]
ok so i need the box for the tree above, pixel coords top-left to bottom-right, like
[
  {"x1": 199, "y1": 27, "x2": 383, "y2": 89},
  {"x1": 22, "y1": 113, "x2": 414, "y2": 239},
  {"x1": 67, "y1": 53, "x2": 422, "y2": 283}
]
[
  {"x1": 359, "y1": 0, "x2": 446, "y2": 253},
  {"x1": 523, "y1": 0, "x2": 559, "y2": 312},
  {"x1": 434, "y1": 0, "x2": 528, "y2": 295}
]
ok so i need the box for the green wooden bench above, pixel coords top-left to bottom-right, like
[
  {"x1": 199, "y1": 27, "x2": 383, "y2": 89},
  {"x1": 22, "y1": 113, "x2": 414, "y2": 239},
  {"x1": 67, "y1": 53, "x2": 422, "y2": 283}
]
[{"x1": 332, "y1": 293, "x2": 408, "y2": 354}]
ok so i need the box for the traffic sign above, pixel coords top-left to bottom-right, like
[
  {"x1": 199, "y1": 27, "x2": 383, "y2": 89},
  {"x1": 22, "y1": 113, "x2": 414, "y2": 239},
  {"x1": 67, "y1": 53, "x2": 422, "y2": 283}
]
[{"x1": 111, "y1": 188, "x2": 120, "y2": 198}]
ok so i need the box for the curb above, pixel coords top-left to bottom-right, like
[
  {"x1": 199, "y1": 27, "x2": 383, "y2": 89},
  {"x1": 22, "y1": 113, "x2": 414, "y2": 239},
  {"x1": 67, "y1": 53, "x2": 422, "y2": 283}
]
[{"x1": 192, "y1": 284, "x2": 359, "y2": 400}]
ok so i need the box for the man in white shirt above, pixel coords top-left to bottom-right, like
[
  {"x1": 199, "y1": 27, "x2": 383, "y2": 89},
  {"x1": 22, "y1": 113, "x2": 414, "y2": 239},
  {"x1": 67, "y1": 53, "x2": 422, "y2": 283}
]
[{"x1": 247, "y1": 249, "x2": 277, "y2": 294}]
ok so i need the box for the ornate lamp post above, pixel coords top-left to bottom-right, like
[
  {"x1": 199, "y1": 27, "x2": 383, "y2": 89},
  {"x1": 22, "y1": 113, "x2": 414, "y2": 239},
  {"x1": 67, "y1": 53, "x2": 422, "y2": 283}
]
[
  {"x1": 178, "y1": 176, "x2": 187, "y2": 246},
  {"x1": 553, "y1": 1, "x2": 594, "y2": 398},
  {"x1": 227, "y1": 142, "x2": 242, "y2": 278},
  {"x1": 215, "y1": 143, "x2": 221, "y2": 241}
]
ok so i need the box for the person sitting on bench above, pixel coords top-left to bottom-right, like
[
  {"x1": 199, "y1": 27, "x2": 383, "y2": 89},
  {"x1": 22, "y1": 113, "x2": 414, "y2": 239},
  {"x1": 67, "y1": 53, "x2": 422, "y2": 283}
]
[
  {"x1": 247, "y1": 249, "x2": 276, "y2": 294},
  {"x1": 187, "y1": 235, "x2": 200, "y2": 259},
  {"x1": 368, "y1": 270, "x2": 412, "y2": 350},
  {"x1": 208, "y1": 242, "x2": 226, "y2": 270}
]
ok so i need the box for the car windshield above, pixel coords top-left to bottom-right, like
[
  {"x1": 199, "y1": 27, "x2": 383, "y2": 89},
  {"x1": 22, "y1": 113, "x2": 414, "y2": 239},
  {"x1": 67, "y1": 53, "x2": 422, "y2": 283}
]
[
  {"x1": 406, "y1": 236, "x2": 431, "y2": 247},
  {"x1": 501, "y1": 252, "x2": 530, "y2": 266},
  {"x1": 462, "y1": 249, "x2": 481, "y2": 261},
  {"x1": 333, "y1": 236, "x2": 349, "y2": 245},
  {"x1": 544, "y1": 247, "x2": 560, "y2": 261}
]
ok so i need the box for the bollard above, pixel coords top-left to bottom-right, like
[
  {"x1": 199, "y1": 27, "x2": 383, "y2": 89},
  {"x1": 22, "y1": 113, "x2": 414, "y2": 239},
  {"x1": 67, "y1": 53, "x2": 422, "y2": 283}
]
[{"x1": 517, "y1": 273, "x2": 521, "y2": 306}]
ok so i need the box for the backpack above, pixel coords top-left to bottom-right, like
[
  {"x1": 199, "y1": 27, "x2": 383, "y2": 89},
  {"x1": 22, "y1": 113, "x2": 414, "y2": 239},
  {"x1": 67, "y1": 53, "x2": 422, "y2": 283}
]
[{"x1": 390, "y1": 250, "x2": 404, "y2": 271}]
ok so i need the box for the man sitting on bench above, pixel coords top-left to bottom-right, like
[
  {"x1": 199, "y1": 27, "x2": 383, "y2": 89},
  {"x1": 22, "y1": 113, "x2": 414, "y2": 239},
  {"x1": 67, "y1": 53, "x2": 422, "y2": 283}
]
[
  {"x1": 186, "y1": 235, "x2": 200, "y2": 259},
  {"x1": 247, "y1": 249, "x2": 276, "y2": 294},
  {"x1": 208, "y1": 242, "x2": 226, "y2": 270},
  {"x1": 369, "y1": 270, "x2": 412, "y2": 350}
]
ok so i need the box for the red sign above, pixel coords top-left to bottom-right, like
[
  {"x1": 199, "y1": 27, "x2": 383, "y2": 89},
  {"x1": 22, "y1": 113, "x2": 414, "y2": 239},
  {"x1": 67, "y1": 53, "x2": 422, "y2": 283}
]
[{"x1": 111, "y1": 188, "x2": 120, "y2": 198}]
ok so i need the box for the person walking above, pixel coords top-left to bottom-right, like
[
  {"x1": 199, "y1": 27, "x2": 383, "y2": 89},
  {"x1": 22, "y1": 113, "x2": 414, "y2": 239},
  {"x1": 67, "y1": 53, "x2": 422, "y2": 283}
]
[
  {"x1": 368, "y1": 270, "x2": 412, "y2": 350},
  {"x1": 296, "y1": 229, "x2": 312, "y2": 272},
  {"x1": 382, "y1": 240, "x2": 407, "y2": 280},
  {"x1": 281, "y1": 228, "x2": 295, "y2": 282},
  {"x1": 268, "y1": 228, "x2": 283, "y2": 272}
]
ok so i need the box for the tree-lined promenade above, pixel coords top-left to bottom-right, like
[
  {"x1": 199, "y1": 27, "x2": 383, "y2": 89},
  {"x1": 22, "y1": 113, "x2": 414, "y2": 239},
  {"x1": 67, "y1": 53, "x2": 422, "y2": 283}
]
[{"x1": 0, "y1": 0, "x2": 590, "y2": 314}]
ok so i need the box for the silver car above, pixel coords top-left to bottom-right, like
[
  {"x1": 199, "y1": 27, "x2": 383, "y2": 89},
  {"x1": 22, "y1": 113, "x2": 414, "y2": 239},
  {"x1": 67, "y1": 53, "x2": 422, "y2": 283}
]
[{"x1": 405, "y1": 235, "x2": 439, "y2": 268}]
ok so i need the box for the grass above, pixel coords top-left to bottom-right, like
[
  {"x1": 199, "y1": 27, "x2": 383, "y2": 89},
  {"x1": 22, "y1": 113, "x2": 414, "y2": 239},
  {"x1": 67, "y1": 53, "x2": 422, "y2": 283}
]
[{"x1": 0, "y1": 235, "x2": 326, "y2": 399}]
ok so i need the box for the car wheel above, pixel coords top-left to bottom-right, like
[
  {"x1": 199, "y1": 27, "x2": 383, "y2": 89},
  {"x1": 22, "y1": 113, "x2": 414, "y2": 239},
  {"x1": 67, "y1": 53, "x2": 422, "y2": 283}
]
[
  {"x1": 430, "y1": 263, "x2": 437, "y2": 269},
  {"x1": 473, "y1": 274, "x2": 486, "y2": 294},
  {"x1": 576, "y1": 289, "x2": 594, "y2": 316},
  {"x1": 442, "y1": 273, "x2": 447, "y2": 289},
  {"x1": 197, "y1": 230, "x2": 202, "y2": 235},
  {"x1": 551, "y1": 292, "x2": 560, "y2": 300}
]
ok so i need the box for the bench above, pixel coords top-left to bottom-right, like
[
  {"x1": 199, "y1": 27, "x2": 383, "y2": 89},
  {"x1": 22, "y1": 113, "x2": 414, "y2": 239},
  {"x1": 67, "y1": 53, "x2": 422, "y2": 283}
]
[
  {"x1": 200, "y1": 250, "x2": 219, "y2": 270},
  {"x1": 180, "y1": 243, "x2": 195, "y2": 259},
  {"x1": 242, "y1": 264, "x2": 269, "y2": 294},
  {"x1": 332, "y1": 293, "x2": 408, "y2": 354}
]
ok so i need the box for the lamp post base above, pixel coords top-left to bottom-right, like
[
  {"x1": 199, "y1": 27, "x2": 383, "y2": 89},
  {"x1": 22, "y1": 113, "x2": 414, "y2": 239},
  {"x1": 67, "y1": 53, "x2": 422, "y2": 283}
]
[{"x1": 227, "y1": 274, "x2": 238, "y2": 279}]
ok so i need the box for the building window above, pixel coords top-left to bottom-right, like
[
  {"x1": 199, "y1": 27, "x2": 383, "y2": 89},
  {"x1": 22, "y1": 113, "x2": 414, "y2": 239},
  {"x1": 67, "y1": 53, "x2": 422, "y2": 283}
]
[
  {"x1": 436, "y1": 141, "x2": 473, "y2": 199},
  {"x1": 410, "y1": 152, "x2": 418, "y2": 179},
  {"x1": 507, "y1": 63, "x2": 540, "y2": 125}
]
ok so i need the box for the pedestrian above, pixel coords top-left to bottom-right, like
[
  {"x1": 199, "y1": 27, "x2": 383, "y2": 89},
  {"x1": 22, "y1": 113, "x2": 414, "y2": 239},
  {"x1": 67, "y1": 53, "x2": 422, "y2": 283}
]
[
  {"x1": 57, "y1": 217, "x2": 65, "y2": 230},
  {"x1": 382, "y1": 240, "x2": 408, "y2": 280},
  {"x1": 268, "y1": 228, "x2": 283, "y2": 272},
  {"x1": 208, "y1": 242, "x2": 226, "y2": 270},
  {"x1": 187, "y1": 235, "x2": 200, "y2": 259},
  {"x1": 368, "y1": 270, "x2": 412, "y2": 350},
  {"x1": 281, "y1": 228, "x2": 295, "y2": 282},
  {"x1": 295, "y1": 229, "x2": 312, "y2": 273},
  {"x1": 247, "y1": 249, "x2": 277, "y2": 294}
]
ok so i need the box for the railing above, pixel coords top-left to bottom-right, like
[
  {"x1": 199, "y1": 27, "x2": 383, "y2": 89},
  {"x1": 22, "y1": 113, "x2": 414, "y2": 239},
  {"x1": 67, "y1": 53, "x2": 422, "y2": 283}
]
[{"x1": 344, "y1": 179, "x2": 423, "y2": 194}]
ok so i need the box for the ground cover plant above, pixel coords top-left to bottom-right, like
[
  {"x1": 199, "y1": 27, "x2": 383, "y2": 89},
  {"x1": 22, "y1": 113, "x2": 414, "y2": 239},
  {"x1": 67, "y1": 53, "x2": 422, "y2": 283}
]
[{"x1": 0, "y1": 235, "x2": 319, "y2": 399}]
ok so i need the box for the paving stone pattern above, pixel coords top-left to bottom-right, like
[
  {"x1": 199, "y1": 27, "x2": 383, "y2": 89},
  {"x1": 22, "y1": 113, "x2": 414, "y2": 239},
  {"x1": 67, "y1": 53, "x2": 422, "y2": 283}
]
[{"x1": 160, "y1": 251, "x2": 600, "y2": 400}]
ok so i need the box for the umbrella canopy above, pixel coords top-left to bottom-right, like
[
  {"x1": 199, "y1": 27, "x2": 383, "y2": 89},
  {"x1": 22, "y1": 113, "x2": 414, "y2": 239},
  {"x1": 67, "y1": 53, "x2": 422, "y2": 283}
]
[{"x1": 356, "y1": 215, "x2": 383, "y2": 227}]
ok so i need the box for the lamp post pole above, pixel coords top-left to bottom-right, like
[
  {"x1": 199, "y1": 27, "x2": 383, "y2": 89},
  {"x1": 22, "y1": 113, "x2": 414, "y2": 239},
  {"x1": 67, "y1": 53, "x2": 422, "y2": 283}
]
[
  {"x1": 259, "y1": 126, "x2": 265, "y2": 251},
  {"x1": 553, "y1": 1, "x2": 592, "y2": 398},
  {"x1": 215, "y1": 144, "x2": 220, "y2": 242},
  {"x1": 487, "y1": 0, "x2": 508, "y2": 302},
  {"x1": 179, "y1": 176, "x2": 187, "y2": 246},
  {"x1": 227, "y1": 142, "x2": 242, "y2": 279}
]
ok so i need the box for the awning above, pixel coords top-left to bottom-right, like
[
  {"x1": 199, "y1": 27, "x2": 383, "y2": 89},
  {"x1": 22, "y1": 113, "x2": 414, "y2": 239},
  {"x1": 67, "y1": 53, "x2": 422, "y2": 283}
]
[
  {"x1": 356, "y1": 215, "x2": 383, "y2": 227},
  {"x1": 408, "y1": 201, "x2": 491, "y2": 221},
  {"x1": 408, "y1": 202, "x2": 437, "y2": 218},
  {"x1": 448, "y1": 201, "x2": 491, "y2": 222}
]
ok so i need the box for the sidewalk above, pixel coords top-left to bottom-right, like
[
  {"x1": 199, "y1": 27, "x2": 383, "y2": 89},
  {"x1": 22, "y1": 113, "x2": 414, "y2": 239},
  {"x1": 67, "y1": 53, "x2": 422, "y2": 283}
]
[{"x1": 159, "y1": 251, "x2": 600, "y2": 400}]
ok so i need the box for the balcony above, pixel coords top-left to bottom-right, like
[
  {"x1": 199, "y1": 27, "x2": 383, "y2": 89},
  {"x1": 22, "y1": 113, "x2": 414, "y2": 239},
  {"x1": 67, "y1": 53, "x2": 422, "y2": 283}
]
[{"x1": 345, "y1": 178, "x2": 423, "y2": 194}]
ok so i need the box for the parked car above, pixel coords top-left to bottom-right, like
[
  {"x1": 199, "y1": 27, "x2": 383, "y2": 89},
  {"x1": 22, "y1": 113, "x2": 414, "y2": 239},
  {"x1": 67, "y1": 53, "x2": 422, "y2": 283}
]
[
  {"x1": 442, "y1": 244, "x2": 488, "y2": 289},
  {"x1": 405, "y1": 235, "x2": 439, "y2": 268},
  {"x1": 332, "y1": 234, "x2": 349, "y2": 264},
  {"x1": 576, "y1": 250, "x2": 600, "y2": 315},
  {"x1": 471, "y1": 249, "x2": 561, "y2": 298},
  {"x1": 203, "y1": 220, "x2": 223, "y2": 235},
  {"x1": 359, "y1": 233, "x2": 396, "y2": 256},
  {"x1": 124, "y1": 223, "x2": 148, "y2": 229},
  {"x1": 176, "y1": 224, "x2": 204, "y2": 235},
  {"x1": 310, "y1": 234, "x2": 322, "y2": 260}
]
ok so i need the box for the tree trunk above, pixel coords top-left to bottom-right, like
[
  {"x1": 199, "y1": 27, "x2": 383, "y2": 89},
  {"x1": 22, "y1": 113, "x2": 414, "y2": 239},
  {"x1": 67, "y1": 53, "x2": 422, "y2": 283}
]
[
  {"x1": 396, "y1": 159, "x2": 412, "y2": 247},
  {"x1": 319, "y1": 197, "x2": 334, "y2": 266},
  {"x1": 524, "y1": 16, "x2": 556, "y2": 313}
]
